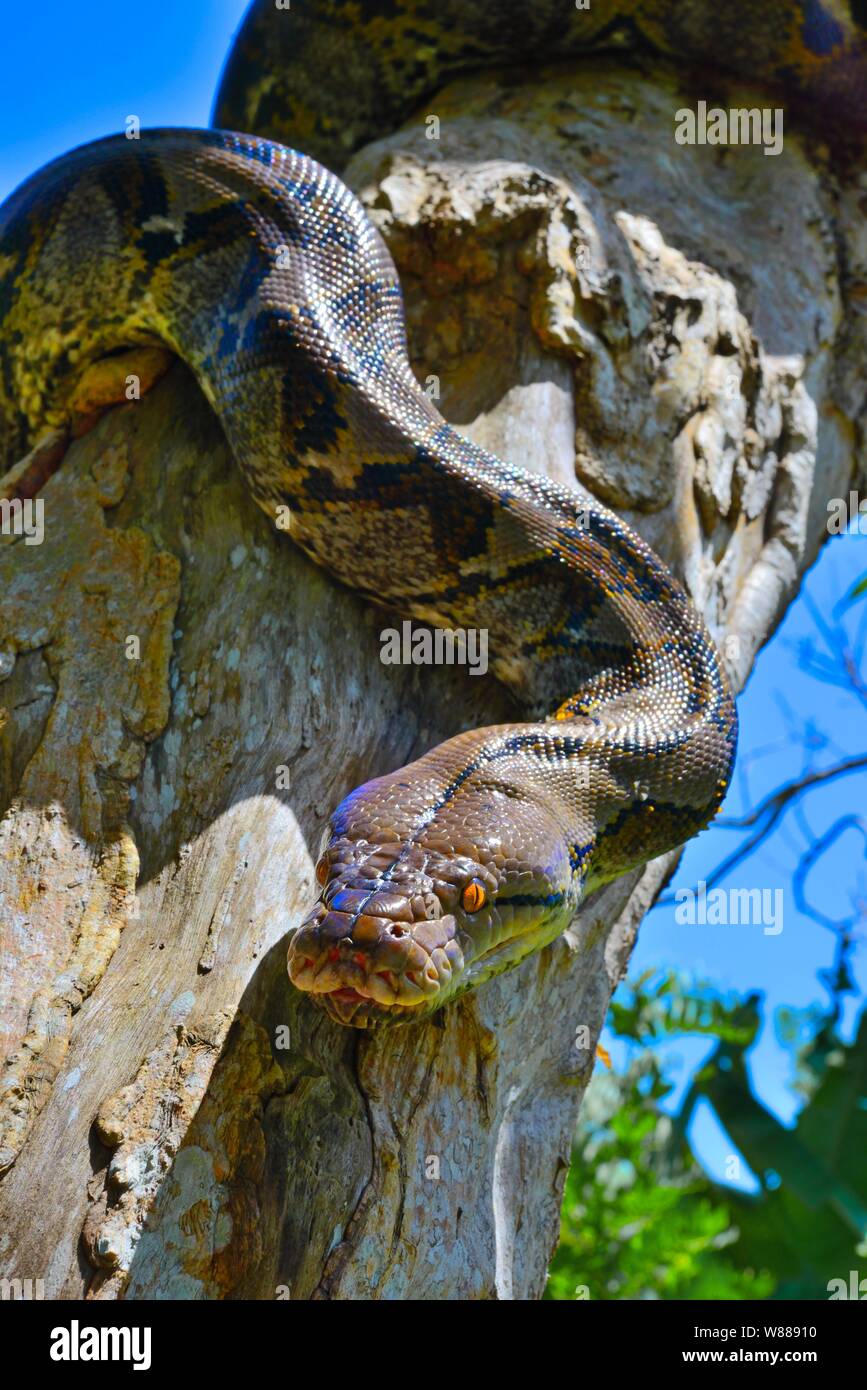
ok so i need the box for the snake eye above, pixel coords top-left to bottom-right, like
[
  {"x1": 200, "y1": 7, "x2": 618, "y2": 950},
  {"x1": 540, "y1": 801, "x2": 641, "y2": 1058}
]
[
  {"x1": 315, "y1": 856, "x2": 329, "y2": 888},
  {"x1": 461, "y1": 879, "x2": 488, "y2": 914}
]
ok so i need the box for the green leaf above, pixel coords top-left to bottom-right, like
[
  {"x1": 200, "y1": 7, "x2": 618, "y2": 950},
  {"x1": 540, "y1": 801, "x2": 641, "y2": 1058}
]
[
  {"x1": 844, "y1": 572, "x2": 867, "y2": 605},
  {"x1": 549, "y1": 973, "x2": 866, "y2": 1300}
]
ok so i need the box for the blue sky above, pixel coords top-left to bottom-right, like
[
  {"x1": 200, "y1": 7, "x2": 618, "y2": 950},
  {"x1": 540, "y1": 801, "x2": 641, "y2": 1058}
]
[
  {"x1": 2, "y1": 0, "x2": 864, "y2": 1190},
  {"x1": 0, "y1": 1, "x2": 250, "y2": 202},
  {"x1": 625, "y1": 527, "x2": 867, "y2": 1188}
]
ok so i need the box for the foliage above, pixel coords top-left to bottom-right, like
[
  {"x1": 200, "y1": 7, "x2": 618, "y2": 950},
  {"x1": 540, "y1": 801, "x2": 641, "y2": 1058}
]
[
  {"x1": 844, "y1": 571, "x2": 867, "y2": 605},
  {"x1": 547, "y1": 971, "x2": 866, "y2": 1300}
]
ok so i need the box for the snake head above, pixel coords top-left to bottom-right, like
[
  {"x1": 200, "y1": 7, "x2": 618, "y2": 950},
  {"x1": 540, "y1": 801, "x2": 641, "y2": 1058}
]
[{"x1": 287, "y1": 748, "x2": 578, "y2": 1027}]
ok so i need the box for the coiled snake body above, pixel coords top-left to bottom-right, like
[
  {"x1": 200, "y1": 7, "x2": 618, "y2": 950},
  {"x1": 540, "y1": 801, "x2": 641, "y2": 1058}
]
[{"x1": 28, "y1": 0, "x2": 867, "y2": 1025}]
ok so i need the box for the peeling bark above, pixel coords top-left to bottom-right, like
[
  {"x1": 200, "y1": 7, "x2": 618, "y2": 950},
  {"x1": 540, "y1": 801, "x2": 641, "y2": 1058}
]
[{"x1": 0, "y1": 62, "x2": 864, "y2": 1299}]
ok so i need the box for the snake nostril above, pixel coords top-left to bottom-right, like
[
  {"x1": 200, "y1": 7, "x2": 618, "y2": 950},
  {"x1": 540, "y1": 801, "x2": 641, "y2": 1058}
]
[{"x1": 377, "y1": 969, "x2": 396, "y2": 987}]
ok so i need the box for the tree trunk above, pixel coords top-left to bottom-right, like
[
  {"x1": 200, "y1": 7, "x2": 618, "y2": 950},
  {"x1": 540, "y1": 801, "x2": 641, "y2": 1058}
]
[{"x1": 1, "y1": 61, "x2": 864, "y2": 1300}]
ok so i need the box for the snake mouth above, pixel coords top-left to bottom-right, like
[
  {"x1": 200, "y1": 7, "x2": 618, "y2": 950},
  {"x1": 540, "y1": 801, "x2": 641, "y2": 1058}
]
[
  {"x1": 293, "y1": 964, "x2": 452, "y2": 1028},
  {"x1": 312, "y1": 976, "x2": 450, "y2": 1029},
  {"x1": 308, "y1": 923, "x2": 557, "y2": 1027},
  {"x1": 287, "y1": 875, "x2": 578, "y2": 1026},
  {"x1": 317, "y1": 984, "x2": 415, "y2": 1028},
  {"x1": 288, "y1": 910, "x2": 568, "y2": 1028},
  {"x1": 286, "y1": 903, "x2": 466, "y2": 1027}
]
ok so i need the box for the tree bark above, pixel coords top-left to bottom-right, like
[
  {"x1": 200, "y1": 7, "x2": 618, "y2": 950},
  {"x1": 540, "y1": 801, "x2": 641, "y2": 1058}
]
[{"x1": 1, "y1": 61, "x2": 864, "y2": 1300}]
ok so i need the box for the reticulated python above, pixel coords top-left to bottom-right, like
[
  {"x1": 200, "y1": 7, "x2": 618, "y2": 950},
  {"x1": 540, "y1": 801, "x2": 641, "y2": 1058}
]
[{"x1": 4, "y1": 0, "x2": 861, "y2": 1026}]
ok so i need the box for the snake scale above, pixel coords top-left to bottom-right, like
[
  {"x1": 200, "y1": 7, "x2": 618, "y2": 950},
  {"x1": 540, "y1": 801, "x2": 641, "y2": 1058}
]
[{"x1": 5, "y1": 0, "x2": 861, "y2": 1027}]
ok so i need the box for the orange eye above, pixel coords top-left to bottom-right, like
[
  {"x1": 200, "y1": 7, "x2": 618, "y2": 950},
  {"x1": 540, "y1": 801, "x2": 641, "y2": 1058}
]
[
  {"x1": 461, "y1": 879, "x2": 487, "y2": 914},
  {"x1": 315, "y1": 856, "x2": 329, "y2": 887}
]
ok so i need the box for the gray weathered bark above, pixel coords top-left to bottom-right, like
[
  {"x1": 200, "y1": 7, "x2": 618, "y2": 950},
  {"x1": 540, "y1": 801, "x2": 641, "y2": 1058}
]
[{"x1": 1, "y1": 61, "x2": 865, "y2": 1299}]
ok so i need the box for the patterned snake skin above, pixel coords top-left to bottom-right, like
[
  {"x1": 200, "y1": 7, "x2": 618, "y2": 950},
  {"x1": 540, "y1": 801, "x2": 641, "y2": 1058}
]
[
  {"x1": 216, "y1": 0, "x2": 867, "y2": 169},
  {"x1": 10, "y1": 0, "x2": 860, "y2": 1027},
  {"x1": 0, "y1": 129, "x2": 736, "y2": 1027}
]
